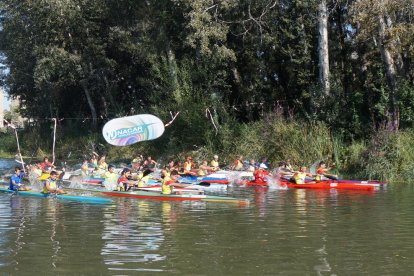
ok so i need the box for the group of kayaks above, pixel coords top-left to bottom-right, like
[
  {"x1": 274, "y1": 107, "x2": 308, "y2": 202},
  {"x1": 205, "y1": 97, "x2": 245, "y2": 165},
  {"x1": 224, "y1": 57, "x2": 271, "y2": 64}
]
[{"x1": 0, "y1": 168, "x2": 386, "y2": 205}]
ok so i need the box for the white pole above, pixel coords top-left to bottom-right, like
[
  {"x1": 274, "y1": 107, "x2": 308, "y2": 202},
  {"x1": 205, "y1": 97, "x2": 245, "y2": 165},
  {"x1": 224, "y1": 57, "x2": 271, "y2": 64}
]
[
  {"x1": 52, "y1": 118, "x2": 57, "y2": 165},
  {"x1": 4, "y1": 119, "x2": 25, "y2": 174}
]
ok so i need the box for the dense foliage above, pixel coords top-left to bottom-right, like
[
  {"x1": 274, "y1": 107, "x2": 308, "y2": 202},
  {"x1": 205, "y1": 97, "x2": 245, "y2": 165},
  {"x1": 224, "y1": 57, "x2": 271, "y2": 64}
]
[{"x1": 1, "y1": 0, "x2": 414, "y2": 180}]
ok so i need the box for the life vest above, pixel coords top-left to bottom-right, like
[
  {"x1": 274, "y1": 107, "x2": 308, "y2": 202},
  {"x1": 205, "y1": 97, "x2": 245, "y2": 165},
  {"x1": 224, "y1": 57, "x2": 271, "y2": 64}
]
[
  {"x1": 293, "y1": 172, "x2": 307, "y2": 184},
  {"x1": 138, "y1": 174, "x2": 152, "y2": 188},
  {"x1": 254, "y1": 170, "x2": 268, "y2": 183},
  {"x1": 98, "y1": 162, "x2": 108, "y2": 170},
  {"x1": 103, "y1": 171, "x2": 118, "y2": 182},
  {"x1": 42, "y1": 179, "x2": 57, "y2": 194},
  {"x1": 117, "y1": 176, "x2": 129, "y2": 191},
  {"x1": 211, "y1": 160, "x2": 219, "y2": 168},
  {"x1": 315, "y1": 168, "x2": 324, "y2": 181},
  {"x1": 234, "y1": 160, "x2": 243, "y2": 170},
  {"x1": 183, "y1": 162, "x2": 192, "y2": 172},
  {"x1": 162, "y1": 176, "x2": 174, "y2": 195}
]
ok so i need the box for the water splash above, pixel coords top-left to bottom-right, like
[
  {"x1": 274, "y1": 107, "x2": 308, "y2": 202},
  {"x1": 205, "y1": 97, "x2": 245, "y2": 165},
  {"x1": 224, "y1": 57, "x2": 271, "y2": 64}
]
[{"x1": 265, "y1": 175, "x2": 288, "y2": 190}]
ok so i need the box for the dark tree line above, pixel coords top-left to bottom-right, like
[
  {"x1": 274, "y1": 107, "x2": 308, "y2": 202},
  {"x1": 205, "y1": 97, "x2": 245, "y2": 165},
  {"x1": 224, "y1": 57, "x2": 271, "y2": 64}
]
[{"x1": 1, "y1": 0, "x2": 414, "y2": 143}]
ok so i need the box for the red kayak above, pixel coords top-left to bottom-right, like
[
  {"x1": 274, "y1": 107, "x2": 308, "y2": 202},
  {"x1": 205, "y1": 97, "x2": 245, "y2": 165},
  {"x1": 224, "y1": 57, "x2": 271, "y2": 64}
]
[
  {"x1": 243, "y1": 178, "x2": 386, "y2": 191},
  {"x1": 279, "y1": 179, "x2": 386, "y2": 191}
]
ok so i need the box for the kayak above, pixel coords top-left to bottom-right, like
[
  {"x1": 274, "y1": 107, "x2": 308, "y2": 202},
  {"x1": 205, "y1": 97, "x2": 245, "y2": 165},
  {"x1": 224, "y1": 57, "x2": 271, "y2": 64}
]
[
  {"x1": 0, "y1": 187, "x2": 113, "y2": 204},
  {"x1": 179, "y1": 175, "x2": 230, "y2": 184},
  {"x1": 279, "y1": 179, "x2": 386, "y2": 191},
  {"x1": 100, "y1": 190, "x2": 249, "y2": 205},
  {"x1": 135, "y1": 185, "x2": 201, "y2": 193},
  {"x1": 242, "y1": 178, "x2": 386, "y2": 191}
]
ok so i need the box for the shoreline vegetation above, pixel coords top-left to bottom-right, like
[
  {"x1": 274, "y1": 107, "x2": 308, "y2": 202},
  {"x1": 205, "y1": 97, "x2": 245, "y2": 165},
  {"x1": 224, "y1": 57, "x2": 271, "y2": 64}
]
[{"x1": 1, "y1": 116, "x2": 412, "y2": 182}]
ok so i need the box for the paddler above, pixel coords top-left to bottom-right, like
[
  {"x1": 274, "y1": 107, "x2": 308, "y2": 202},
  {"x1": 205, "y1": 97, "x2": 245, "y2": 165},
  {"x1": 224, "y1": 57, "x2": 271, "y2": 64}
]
[
  {"x1": 210, "y1": 155, "x2": 220, "y2": 171},
  {"x1": 315, "y1": 161, "x2": 338, "y2": 181},
  {"x1": 285, "y1": 159, "x2": 294, "y2": 172},
  {"x1": 40, "y1": 157, "x2": 56, "y2": 172},
  {"x1": 142, "y1": 156, "x2": 157, "y2": 170},
  {"x1": 81, "y1": 160, "x2": 90, "y2": 177},
  {"x1": 89, "y1": 154, "x2": 98, "y2": 167},
  {"x1": 102, "y1": 165, "x2": 118, "y2": 190},
  {"x1": 29, "y1": 162, "x2": 43, "y2": 178},
  {"x1": 292, "y1": 166, "x2": 313, "y2": 184},
  {"x1": 161, "y1": 170, "x2": 187, "y2": 195},
  {"x1": 247, "y1": 159, "x2": 256, "y2": 172},
  {"x1": 197, "y1": 160, "x2": 212, "y2": 176},
  {"x1": 182, "y1": 156, "x2": 194, "y2": 174},
  {"x1": 9, "y1": 167, "x2": 31, "y2": 191},
  {"x1": 165, "y1": 160, "x2": 177, "y2": 172},
  {"x1": 98, "y1": 155, "x2": 108, "y2": 171},
  {"x1": 277, "y1": 161, "x2": 294, "y2": 178},
  {"x1": 161, "y1": 169, "x2": 174, "y2": 195},
  {"x1": 117, "y1": 168, "x2": 136, "y2": 191},
  {"x1": 42, "y1": 171, "x2": 65, "y2": 194},
  {"x1": 232, "y1": 155, "x2": 244, "y2": 171},
  {"x1": 136, "y1": 169, "x2": 154, "y2": 188},
  {"x1": 253, "y1": 164, "x2": 270, "y2": 184}
]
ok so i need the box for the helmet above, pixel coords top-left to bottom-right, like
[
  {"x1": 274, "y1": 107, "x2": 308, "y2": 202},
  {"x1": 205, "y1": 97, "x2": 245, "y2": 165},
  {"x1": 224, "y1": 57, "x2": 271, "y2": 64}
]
[
  {"x1": 259, "y1": 163, "x2": 268, "y2": 169},
  {"x1": 213, "y1": 155, "x2": 219, "y2": 159}
]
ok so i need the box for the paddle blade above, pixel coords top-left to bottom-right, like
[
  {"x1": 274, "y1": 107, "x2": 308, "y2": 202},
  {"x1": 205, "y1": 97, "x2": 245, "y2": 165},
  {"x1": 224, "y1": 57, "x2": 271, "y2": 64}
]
[{"x1": 102, "y1": 114, "x2": 165, "y2": 146}]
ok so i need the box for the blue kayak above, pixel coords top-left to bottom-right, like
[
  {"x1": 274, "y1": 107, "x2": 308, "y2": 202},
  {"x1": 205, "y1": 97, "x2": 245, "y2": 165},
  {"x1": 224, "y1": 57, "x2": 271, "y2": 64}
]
[{"x1": 0, "y1": 187, "x2": 112, "y2": 204}]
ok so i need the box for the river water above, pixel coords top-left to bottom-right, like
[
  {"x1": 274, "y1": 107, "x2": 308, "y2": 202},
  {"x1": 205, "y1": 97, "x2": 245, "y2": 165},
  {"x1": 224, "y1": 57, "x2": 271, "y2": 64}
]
[{"x1": 0, "y1": 159, "x2": 413, "y2": 275}]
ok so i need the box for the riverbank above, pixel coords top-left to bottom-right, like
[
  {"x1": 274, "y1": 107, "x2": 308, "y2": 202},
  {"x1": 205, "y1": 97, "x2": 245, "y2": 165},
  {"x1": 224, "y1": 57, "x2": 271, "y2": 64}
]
[{"x1": 1, "y1": 116, "x2": 412, "y2": 182}]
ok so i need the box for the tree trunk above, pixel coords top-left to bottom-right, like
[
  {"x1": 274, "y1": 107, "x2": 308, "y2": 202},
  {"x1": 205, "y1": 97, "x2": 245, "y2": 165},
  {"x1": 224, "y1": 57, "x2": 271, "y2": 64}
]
[
  {"x1": 80, "y1": 80, "x2": 98, "y2": 129},
  {"x1": 378, "y1": 15, "x2": 399, "y2": 130},
  {"x1": 318, "y1": 0, "x2": 330, "y2": 95}
]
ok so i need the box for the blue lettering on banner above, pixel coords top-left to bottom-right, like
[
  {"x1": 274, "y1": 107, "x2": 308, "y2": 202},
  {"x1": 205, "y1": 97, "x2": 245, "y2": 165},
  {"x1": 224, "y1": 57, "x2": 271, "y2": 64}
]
[{"x1": 108, "y1": 126, "x2": 145, "y2": 140}]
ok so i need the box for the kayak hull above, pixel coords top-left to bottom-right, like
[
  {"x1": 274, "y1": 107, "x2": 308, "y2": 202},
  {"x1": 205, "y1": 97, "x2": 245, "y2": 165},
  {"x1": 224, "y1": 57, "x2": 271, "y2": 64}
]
[
  {"x1": 279, "y1": 179, "x2": 386, "y2": 191},
  {"x1": 101, "y1": 190, "x2": 249, "y2": 205},
  {"x1": 0, "y1": 187, "x2": 112, "y2": 204},
  {"x1": 242, "y1": 179, "x2": 386, "y2": 191}
]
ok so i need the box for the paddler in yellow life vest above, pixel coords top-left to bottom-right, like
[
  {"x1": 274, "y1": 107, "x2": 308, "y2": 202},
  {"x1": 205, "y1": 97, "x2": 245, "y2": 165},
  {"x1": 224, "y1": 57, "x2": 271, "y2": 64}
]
[
  {"x1": 182, "y1": 156, "x2": 194, "y2": 173},
  {"x1": 161, "y1": 170, "x2": 174, "y2": 195},
  {"x1": 136, "y1": 169, "x2": 153, "y2": 188},
  {"x1": 161, "y1": 170, "x2": 188, "y2": 195},
  {"x1": 42, "y1": 171, "x2": 66, "y2": 194},
  {"x1": 293, "y1": 166, "x2": 313, "y2": 184},
  {"x1": 231, "y1": 156, "x2": 244, "y2": 171},
  {"x1": 210, "y1": 155, "x2": 220, "y2": 171},
  {"x1": 102, "y1": 165, "x2": 118, "y2": 190},
  {"x1": 98, "y1": 155, "x2": 108, "y2": 171},
  {"x1": 197, "y1": 160, "x2": 212, "y2": 176}
]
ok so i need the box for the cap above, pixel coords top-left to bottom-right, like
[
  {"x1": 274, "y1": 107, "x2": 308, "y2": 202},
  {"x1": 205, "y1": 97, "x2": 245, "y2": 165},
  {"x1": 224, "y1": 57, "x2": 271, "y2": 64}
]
[
  {"x1": 259, "y1": 163, "x2": 268, "y2": 169},
  {"x1": 213, "y1": 155, "x2": 218, "y2": 159}
]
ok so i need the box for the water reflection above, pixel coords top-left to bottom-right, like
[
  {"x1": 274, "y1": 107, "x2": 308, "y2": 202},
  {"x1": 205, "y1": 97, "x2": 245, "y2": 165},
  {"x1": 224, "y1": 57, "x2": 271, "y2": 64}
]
[{"x1": 101, "y1": 199, "x2": 166, "y2": 272}]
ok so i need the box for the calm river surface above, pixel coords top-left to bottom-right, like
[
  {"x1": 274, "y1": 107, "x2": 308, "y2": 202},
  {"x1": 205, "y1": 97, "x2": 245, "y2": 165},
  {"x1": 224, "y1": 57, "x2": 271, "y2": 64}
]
[{"x1": 0, "y1": 159, "x2": 413, "y2": 275}]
